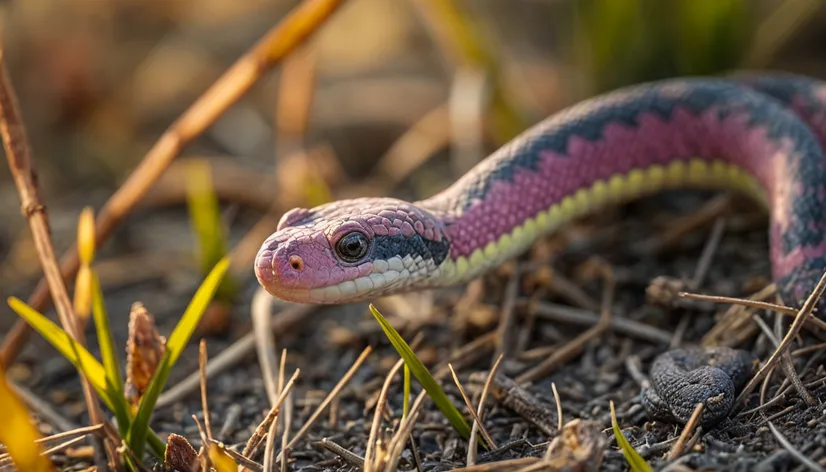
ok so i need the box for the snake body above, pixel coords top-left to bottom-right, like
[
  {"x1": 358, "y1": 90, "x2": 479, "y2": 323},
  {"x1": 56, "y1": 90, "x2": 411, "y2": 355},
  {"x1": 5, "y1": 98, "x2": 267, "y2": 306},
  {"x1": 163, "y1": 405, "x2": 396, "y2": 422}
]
[
  {"x1": 255, "y1": 73, "x2": 826, "y2": 308},
  {"x1": 254, "y1": 73, "x2": 826, "y2": 426}
]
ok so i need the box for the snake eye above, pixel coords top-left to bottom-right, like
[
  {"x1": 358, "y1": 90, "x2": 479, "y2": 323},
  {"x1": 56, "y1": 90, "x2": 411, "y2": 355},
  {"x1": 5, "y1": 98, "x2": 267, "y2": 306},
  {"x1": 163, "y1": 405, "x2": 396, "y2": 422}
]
[{"x1": 335, "y1": 232, "x2": 370, "y2": 262}]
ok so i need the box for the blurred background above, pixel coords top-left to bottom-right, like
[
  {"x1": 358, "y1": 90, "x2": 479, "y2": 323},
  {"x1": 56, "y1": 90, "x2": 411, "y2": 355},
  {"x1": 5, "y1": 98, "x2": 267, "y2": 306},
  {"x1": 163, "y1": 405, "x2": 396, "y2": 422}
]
[{"x1": 0, "y1": 0, "x2": 825, "y2": 357}]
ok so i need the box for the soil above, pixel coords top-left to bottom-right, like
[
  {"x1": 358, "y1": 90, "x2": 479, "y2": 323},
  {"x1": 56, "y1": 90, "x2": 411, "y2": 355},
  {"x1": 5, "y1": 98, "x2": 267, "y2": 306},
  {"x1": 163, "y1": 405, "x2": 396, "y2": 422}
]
[{"x1": 12, "y1": 188, "x2": 826, "y2": 472}]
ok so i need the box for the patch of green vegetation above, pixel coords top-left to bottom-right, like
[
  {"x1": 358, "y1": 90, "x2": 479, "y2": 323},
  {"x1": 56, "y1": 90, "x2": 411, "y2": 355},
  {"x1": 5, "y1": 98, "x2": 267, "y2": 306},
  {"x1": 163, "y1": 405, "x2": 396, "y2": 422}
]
[
  {"x1": 610, "y1": 401, "x2": 653, "y2": 472},
  {"x1": 369, "y1": 303, "x2": 473, "y2": 439},
  {"x1": 8, "y1": 207, "x2": 230, "y2": 467}
]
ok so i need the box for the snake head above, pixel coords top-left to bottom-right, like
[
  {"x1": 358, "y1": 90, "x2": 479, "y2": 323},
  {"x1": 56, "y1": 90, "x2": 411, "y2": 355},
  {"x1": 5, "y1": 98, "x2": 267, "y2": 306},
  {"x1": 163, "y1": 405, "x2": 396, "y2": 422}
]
[{"x1": 254, "y1": 197, "x2": 451, "y2": 303}]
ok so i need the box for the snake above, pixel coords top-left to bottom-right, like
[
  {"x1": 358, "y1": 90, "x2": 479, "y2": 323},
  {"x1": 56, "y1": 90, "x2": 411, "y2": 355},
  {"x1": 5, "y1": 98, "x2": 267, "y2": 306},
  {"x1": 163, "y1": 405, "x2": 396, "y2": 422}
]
[{"x1": 254, "y1": 72, "x2": 826, "y2": 424}]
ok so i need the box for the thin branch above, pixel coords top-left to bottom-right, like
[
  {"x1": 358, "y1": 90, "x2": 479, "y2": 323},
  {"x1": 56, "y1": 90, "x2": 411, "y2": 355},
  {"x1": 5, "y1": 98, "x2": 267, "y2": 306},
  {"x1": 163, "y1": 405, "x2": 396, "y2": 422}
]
[
  {"x1": 667, "y1": 403, "x2": 703, "y2": 461},
  {"x1": 1, "y1": 0, "x2": 350, "y2": 367},
  {"x1": 0, "y1": 44, "x2": 115, "y2": 468}
]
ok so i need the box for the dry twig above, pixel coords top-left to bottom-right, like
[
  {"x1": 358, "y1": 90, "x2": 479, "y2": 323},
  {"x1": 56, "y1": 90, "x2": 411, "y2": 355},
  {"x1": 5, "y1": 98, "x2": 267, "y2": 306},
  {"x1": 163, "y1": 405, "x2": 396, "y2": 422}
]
[
  {"x1": 277, "y1": 346, "x2": 373, "y2": 462},
  {"x1": 735, "y1": 271, "x2": 826, "y2": 407},
  {"x1": 667, "y1": 403, "x2": 703, "y2": 460},
  {"x1": 1, "y1": 0, "x2": 350, "y2": 368},
  {"x1": 516, "y1": 263, "x2": 615, "y2": 384},
  {"x1": 0, "y1": 45, "x2": 114, "y2": 468},
  {"x1": 366, "y1": 357, "x2": 405, "y2": 471},
  {"x1": 243, "y1": 369, "x2": 300, "y2": 458},
  {"x1": 467, "y1": 353, "x2": 504, "y2": 466}
]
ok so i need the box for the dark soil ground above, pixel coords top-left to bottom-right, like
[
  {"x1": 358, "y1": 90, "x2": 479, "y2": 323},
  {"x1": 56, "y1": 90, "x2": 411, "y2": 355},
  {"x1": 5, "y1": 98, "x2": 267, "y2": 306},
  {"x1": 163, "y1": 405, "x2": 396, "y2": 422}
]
[{"x1": 11, "y1": 188, "x2": 826, "y2": 472}]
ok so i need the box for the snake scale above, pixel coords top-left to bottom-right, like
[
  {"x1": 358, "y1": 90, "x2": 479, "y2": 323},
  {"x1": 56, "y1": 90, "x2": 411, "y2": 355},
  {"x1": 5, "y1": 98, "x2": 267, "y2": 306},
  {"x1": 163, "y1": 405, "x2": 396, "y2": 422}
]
[{"x1": 254, "y1": 73, "x2": 826, "y2": 426}]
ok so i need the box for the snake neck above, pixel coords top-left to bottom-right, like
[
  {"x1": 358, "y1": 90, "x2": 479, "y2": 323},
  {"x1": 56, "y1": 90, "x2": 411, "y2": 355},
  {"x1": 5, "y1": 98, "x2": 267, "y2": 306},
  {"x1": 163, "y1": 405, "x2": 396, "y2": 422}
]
[{"x1": 415, "y1": 76, "x2": 826, "y2": 306}]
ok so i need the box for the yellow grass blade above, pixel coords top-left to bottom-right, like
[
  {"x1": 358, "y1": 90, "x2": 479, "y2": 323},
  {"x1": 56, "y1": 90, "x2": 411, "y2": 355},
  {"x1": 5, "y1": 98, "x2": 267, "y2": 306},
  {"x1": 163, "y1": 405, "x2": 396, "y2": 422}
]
[{"x1": 0, "y1": 363, "x2": 55, "y2": 471}]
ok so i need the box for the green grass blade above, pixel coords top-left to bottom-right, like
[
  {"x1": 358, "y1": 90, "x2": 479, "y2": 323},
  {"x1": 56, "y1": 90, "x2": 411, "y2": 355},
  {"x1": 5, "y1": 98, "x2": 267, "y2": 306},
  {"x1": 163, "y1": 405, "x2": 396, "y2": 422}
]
[
  {"x1": 185, "y1": 160, "x2": 238, "y2": 303},
  {"x1": 147, "y1": 430, "x2": 166, "y2": 458},
  {"x1": 91, "y1": 272, "x2": 123, "y2": 391},
  {"x1": 369, "y1": 304, "x2": 471, "y2": 439},
  {"x1": 610, "y1": 401, "x2": 652, "y2": 472},
  {"x1": 7, "y1": 297, "x2": 113, "y2": 409},
  {"x1": 185, "y1": 160, "x2": 228, "y2": 273},
  {"x1": 127, "y1": 257, "x2": 230, "y2": 457},
  {"x1": 90, "y1": 271, "x2": 131, "y2": 436},
  {"x1": 403, "y1": 364, "x2": 411, "y2": 419}
]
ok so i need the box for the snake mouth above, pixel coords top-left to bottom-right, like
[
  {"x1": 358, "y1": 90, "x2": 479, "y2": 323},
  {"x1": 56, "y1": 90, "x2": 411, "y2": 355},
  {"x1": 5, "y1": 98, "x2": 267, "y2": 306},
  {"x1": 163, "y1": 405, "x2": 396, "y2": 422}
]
[
  {"x1": 254, "y1": 248, "x2": 278, "y2": 287},
  {"x1": 257, "y1": 275, "x2": 391, "y2": 304},
  {"x1": 256, "y1": 253, "x2": 437, "y2": 303}
]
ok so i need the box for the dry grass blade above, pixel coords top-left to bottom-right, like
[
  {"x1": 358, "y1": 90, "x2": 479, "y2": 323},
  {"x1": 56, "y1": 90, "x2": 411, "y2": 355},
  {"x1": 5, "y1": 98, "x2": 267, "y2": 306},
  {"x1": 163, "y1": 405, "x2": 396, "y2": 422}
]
[
  {"x1": 262, "y1": 407, "x2": 280, "y2": 472},
  {"x1": 451, "y1": 457, "x2": 540, "y2": 471},
  {"x1": 467, "y1": 353, "x2": 504, "y2": 466},
  {"x1": 667, "y1": 403, "x2": 703, "y2": 461},
  {"x1": 516, "y1": 264, "x2": 615, "y2": 384},
  {"x1": 277, "y1": 346, "x2": 372, "y2": 462},
  {"x1": 551, "y1": 383, "x2": 563, "y2": 431},
  {"x1": 448, "y1": 364, "x2": 496, "y2": 450},
  {"x1": 192, "y1": 415, "x2": 212, "y2": 471},
  {"x1": 366, "y1": 357, "x2": 405, "y2": 471},
  {"x1": 278, "y1": 383, "x2": 293, "y2": 472},
  {"x1": 243, "y1": 369, "x2": 300, "y2": 458},
  {"x1": 35, "y1": 424, "x2": 104, "y2": 446},
  {"x1": 0, "y1": 44, "x2": 112, "y2": 469},
  {"x1": 525, "y1": 300, "x2": 672, "y2": 345},
  {"x1": 680, "y1": 289, "x2": 826, "y2": 334},
  {"x1": 735, "y1": 270, "x2": 826, "y2": 407},
  {"x1": 36, "y1": 436, "x2": 87, "y2": 458},
  {"x1": 199, "y1": 340, "x2": 213, "y2": 441},
  {"x1": 1, "y1": 0, "x2": 351, "y2": 368},
  {"x1": 384, "y1": 391, "x2": 428, "y2": 472}
]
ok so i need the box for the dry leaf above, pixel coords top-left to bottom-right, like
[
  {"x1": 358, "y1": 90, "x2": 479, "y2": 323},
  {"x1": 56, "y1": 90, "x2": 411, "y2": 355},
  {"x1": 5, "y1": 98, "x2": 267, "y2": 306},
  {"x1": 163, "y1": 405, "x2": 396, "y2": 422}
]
[
  {"x1": 125, "y1": 302, "x2": 166, "y2": 411},
  {"x1": 164, "y1": 433, "x2": 199, "y2": 472}
]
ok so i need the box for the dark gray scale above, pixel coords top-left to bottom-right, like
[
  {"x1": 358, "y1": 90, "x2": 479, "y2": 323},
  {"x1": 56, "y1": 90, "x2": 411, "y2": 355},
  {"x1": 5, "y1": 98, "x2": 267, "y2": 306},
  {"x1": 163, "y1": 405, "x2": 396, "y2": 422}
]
[{"x1": 371, "y1": 233, "x2": 450, "y2": 266}]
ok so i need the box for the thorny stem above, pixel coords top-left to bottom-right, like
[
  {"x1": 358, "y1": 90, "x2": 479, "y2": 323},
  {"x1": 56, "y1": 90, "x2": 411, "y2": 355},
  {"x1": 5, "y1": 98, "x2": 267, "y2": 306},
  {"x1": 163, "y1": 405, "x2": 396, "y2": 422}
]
[
  {"x1": 0, "y1": 0, "x2": 350, "y2": 368},
  {"x1": 0, "y1": 48, "x2": 117, "y2": 469}
]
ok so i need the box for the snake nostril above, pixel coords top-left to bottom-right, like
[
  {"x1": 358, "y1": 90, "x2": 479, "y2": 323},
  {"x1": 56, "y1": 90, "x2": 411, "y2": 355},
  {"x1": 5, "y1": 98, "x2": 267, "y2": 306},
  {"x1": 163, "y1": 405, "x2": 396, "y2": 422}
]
[{"x1": 289, "y1": 255, "x2": 305, "y2": 272}]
